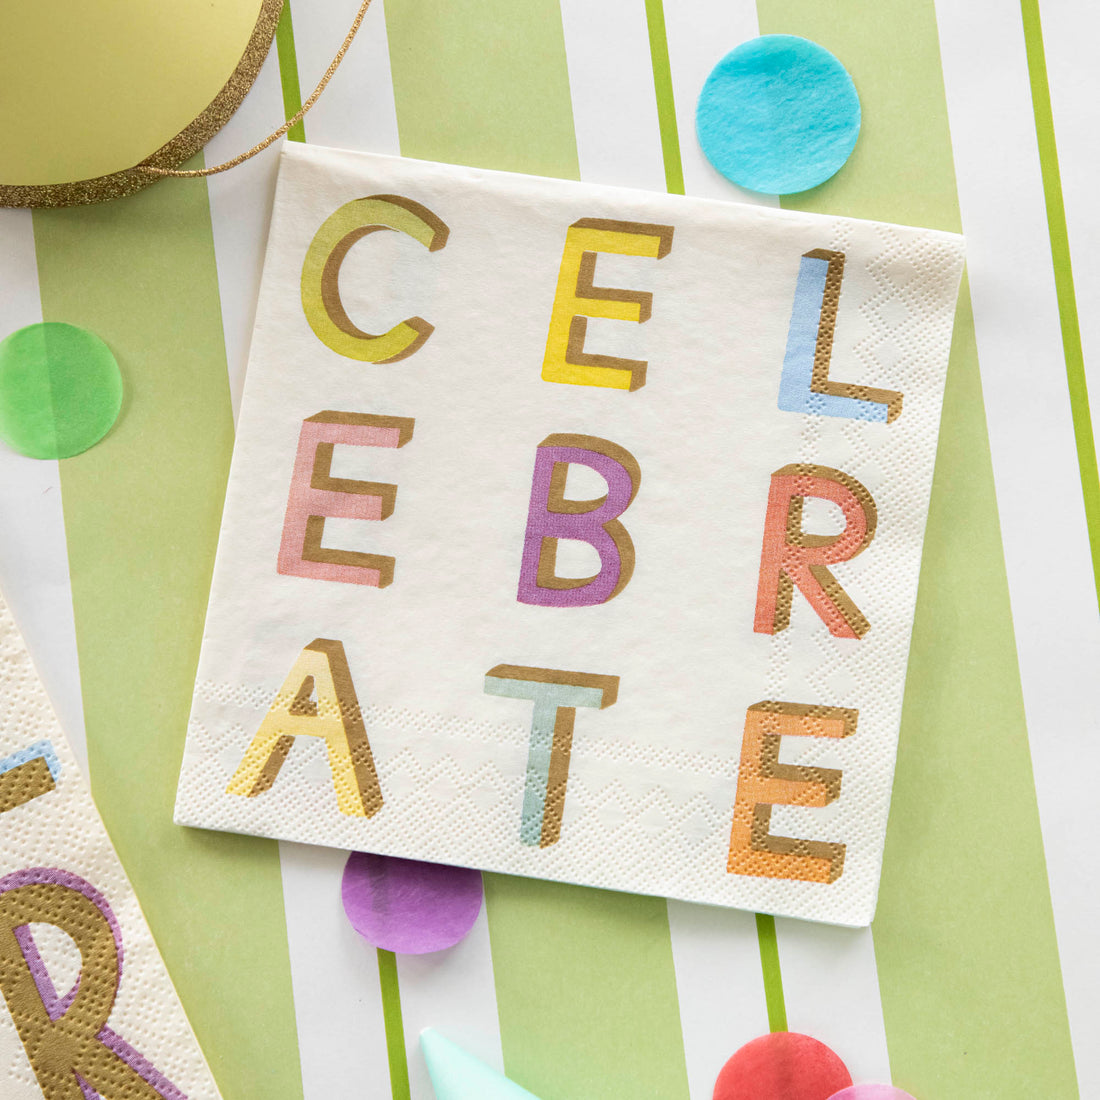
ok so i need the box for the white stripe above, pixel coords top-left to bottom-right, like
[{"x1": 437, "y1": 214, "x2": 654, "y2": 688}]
[
  {"x1": 0, "y1": 208, "x2": 88, "y2": 772},
  {"x1": 291, "y1": 0, "x2": 400, "y2": 157},
  {"x1": 776, "y1": 919, "x2": 891, "y2": 1082},
  {"x1": 0, "y1": 211, "x2": 42, "y2": 354},
  {"x1": 279, "y1": 843, "x2": 395, "y2": 1099},
  {"x1": 396, "y1": 903, "x2": 504, "y2": 1100},
  {"x1": 559, "y1": 0, "x2": 666, "y2": 192},
  {"x1": 206, "y1": 38, "x2": 287, "y2": 421},
  {"x1": 936, "y1": 2, "x2": 1097, "y2": 1093},
  {"x1": 667, "y1": 903, "x2": 766, "y2": 1100}
]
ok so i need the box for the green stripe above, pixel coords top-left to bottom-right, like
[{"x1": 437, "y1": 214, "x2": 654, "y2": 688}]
[
  {"x1": 754, "y1": 1, "x2": 1077, "y2": 1094},
  {"x1": 1020, "y1": 0, "x2": 1100, "y2": 611},
  {"x1": 32, "y1": 161, "x2": 303, "y2": 1100},
  {"x1": 382, "y1": 3, "x2": 685, "y2": 1095},
  {"x1": 643, "y1": 0, "x2": 685, "y2": 195},
  {"x1": 886, "y1": 285, "x2": 1078, "y2": 1100},
  {"x1": 754, "y1": 914, "x2": 787, "y2": 1032},
  {"x1": 484, "y1": 876, "x2": 689, "y2": 1099},
  {"x1": 384, "y1": 0, "x2": 579, "y2": 179},
  {"x1": 275, "y1": 0, "x2": 307, "y2": 142},
  {"x1": 377, "y1": 949, "x2": 411, "y2": 1100}
]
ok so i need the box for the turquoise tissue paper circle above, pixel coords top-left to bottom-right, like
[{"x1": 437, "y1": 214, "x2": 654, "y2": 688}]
[{"x1": 696, "y1": 35, "x2": 861, "y2": 195}]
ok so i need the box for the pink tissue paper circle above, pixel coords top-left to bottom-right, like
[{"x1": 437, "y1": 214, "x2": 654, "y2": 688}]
[
  {"x1": 341, "y1": 851, "x2": 483, "y2": 954},
  {"x1": 828, "y1": 1088, "x2": 918, "y2": 1100},
  {"x1": 713, "y1": 1032, "x2": 852, "y2": 1100}
]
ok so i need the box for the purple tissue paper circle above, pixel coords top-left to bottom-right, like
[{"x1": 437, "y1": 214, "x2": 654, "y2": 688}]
[
  {"x1": 341, "y1": 851, "x2": 484, "y2": 954},
  {"x1": 828, "y1": 1087, "x2": 918, "y2": 1100}
]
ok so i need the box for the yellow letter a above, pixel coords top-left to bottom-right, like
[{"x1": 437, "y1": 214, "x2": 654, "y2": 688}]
[{"x1": 227, "y1": 639, "x2": 382, "y2": 817}]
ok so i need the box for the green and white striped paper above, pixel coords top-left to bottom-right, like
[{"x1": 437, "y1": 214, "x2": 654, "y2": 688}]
[{"x1": 0, "y1": 1, "x2": 1094, "y2": 1097}]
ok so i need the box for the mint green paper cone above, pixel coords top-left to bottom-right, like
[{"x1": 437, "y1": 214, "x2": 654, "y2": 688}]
[{"x1": 421, "y1": 1029, "x2": 542, "y2": 1100}]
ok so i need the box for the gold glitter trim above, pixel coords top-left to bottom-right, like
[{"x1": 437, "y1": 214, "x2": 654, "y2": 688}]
[{"x1": 0, "y1": 0, "x2": 283, "y2": 208}]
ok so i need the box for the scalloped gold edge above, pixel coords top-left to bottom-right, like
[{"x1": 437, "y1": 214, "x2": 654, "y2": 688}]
[{"x1": 0, "y1": 0, "x2": 284, "y2": 208}]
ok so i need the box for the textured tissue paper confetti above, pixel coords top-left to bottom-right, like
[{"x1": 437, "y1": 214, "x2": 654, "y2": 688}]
[
  {"x1": 0, "y1": 322, "x2": 124, "y2": 460},
  {"x1": 174, "y1": 144, "x2": 965, "y2": 926},
  {"x1": 341, "y1": 851, "x2": 483, "y2": 953},
  {"x1": 695, "y1": 35, "x2": 862, "y2": 195},
  {"x1": 0, "y1": 588, "x2": 222, "y2": 1099}
]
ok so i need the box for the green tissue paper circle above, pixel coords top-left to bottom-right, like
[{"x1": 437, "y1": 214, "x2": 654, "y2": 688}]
[
  {"x1": 696, "y1": 35, "x2": 861, "y2": 195},
  {"x1": 0, "y1": 322, "x2": 123, "y2": 459}
]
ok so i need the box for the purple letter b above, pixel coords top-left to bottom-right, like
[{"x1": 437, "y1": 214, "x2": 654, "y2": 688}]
[{"x1": 517, "y1": 433, "x2": 640, "y2": 608}]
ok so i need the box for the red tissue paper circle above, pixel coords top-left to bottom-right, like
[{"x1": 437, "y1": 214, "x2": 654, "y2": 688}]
[
  {"x1": 713, "y1": 1032, "x2": 853, "y2": 1100},
  {"x1": 828, "y1": 1088, "x2": 917, "y2": 1100},
  {"x1": 341, "y1": 851, "x2": 484, "y2": 954}
]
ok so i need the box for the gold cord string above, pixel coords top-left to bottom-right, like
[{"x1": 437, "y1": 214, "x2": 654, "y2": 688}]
[{"x1": 140, "y1": 0, "x2": 372, "y2": 179}]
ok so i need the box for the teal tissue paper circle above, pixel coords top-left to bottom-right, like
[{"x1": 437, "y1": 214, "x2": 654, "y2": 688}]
[
  {"x1": 0, "y1": 322, "x2": 123, "y2": 460},
  {"x1": 696, "y1": 35, "x2": 861, "y2": 195}
]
